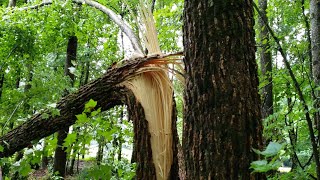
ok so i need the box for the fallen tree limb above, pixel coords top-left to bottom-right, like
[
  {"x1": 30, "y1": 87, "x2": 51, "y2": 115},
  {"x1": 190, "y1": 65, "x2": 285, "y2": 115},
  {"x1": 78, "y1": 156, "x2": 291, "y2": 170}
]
[{"x1": 0, "y1": 53, "x2": 180, "y2": 158}]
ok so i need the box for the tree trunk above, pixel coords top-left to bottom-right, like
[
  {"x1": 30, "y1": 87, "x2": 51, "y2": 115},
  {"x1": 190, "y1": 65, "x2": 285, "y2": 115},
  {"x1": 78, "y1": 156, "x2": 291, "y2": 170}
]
[
  {"x1": 258, "y1": 0, "x2": 273, "y2": 120},
  {"x1": 53, "y1": 35, "x2": 78, "y2": 177},
  {"x1": 64, "y1": 36, "x2": 77, "y2": 87},
  {"x1": 96, "y1": 138, "x2": 104, "y2": 166},
  {"x1": 183, "y1": 1, "x2": 264, "y2": 179},
  {"x1": 53, "y1": 127, "x2": 69, "y2": 176},
  {"x1": 0, "y1": 54, "x2": 180, "y2": 179},
  {"x1": 311, "y1": 0, "x2": 320, "y2": 86},
  {"x1": 311, "y1": 0, "x2": 320, "y2": 133},
  {"x1": 128, "y1": 94, "x2": 179, "y2": 179}
]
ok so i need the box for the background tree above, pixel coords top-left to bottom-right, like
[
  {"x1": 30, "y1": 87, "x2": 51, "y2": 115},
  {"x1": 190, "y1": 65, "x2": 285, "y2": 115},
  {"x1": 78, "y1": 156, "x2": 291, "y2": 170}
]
[{"x1": 258, "y1": 0, "x2": 273, "y2": 122}]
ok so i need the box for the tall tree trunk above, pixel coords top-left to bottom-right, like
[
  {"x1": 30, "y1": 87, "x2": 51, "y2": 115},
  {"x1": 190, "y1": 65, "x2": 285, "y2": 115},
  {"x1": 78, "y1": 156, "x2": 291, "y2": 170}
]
[
  {"x1": 258, "y1": 0, "x2": 273, "y2": 120},
  {"x1": 183, "y1": 1, "x2": 264, "y2": 179},
  {"x1": 311, "y1": 0, "x2": 320, "y2": 134},
  {"x1": 53, "y1": 36, "x2": 78, "y2": 177},
  {"x1": 53, "y1": 128, "x2": 69, "y2": 177}
]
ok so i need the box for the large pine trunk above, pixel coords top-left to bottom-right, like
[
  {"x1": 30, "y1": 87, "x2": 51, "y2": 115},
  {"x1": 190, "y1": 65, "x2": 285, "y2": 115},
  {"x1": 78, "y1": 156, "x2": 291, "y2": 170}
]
[
  {"x1": 182, "y1": 0, "x2": 264, "y2": 179},
  {"x1": 0, "y1": 55, "x2": 179, "y2": 179}
]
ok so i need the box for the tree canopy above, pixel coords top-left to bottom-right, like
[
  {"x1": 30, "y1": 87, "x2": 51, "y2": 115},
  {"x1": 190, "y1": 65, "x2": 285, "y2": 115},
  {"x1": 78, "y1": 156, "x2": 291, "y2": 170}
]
[{"x1": 0, "y1": 0, "x2": 319, "y2": 179}]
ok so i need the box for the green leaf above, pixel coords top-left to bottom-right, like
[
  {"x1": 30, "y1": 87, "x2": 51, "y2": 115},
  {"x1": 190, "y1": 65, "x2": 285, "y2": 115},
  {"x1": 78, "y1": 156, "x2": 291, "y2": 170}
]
[
  {"x1": 91, "y1": 108, "x2": 101, "y2": 117},
  {"x1": 76, "y1": 113, "x2": 88, "y2": 123},
  {"x1": 0, "y1": 145, "x2": 3, "y2": 152},
  {"x1": 85, "y1": 99, "x2": 97, "y2": 111},
  {"x1": 251, "y1": 160, "x2": 268, "y2": 167},
  {"x1": 42, "y1": 113, "x2": 50, "y2": 120},
  {"x1": 52, "y1": 108, "x2": 60, "y2": 117},
  {"x1": 261, "y1": 142, "x2": 282, "y2": 157},
  {"x1": 253, "y1": 142, "x2": 282, "y2": 157},
  {"x1": 63, "y1": 133, "x2": 77, "y2": 147},
  {"x1": 19, "y1": 161, "x2": 32, "y2": 177},
  {"x1": 250, "y1": 160, "x2": 281, "y2": 173}
]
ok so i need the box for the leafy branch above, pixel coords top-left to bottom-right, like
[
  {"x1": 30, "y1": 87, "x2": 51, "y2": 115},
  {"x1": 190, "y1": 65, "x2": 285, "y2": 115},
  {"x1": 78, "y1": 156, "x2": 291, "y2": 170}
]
[{"x1": 253, "y1": 2, "x2": 320, "y2": 179}]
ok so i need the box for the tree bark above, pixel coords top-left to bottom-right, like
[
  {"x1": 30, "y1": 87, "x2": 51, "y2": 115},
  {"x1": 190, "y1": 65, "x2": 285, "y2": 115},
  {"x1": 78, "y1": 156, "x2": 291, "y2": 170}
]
[
  {"x1": 53, "y1": 128, "x2": 69, "y2": 176},
  {"x1": 53, "y1": 35, "x2": 78, "y2": 177},
  {"x1": 311, "y1": 0, "x2": 320, "y2": 131},
  {"x1": 311, "y1": 0, "x2": 320, "y2": 87},
  {"x1": 127, "y1": 96, "x2": 156, "y2": 179},
  {"x1": 183, "y1": 1, "x2": 264, "y2": 179},
  {"x1": 258, "y1": 0, "x2": 273, "y2": 120},
  {"x1": 0, "y1": 54, "x2": 180, "y2": 179},
  {"x1": 127, "y1": 94, "x2": 179, "y2": 179}
]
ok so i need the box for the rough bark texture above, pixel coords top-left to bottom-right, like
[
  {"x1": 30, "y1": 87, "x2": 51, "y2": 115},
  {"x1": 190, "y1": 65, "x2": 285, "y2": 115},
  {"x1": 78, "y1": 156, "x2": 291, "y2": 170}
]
[
  {"x1": 311, "y1": 0, "x2": 320, "y2": 131},
  {"x1": 183, "y1": 1, "x2": 264, "y2": 179},
  {"x1": 0, "y1": 54, "x2": 180, "y2": 179},
  {"x1": 258, "y1": 0, "x2": 273, "y2": 120},
  {"x1": 169, "y1": 98, "x2": 180, "y2": 180},
  {"x1": 127, "y1": 95, "x2": 156, "y2": 180},
  {"x1": 53, "y1": 127, "x2": 69, "y2": 177},
  {"x1": 311, "y1": 0, "x2": 320, "y2": 86},
  {"x1": 128, "y1": 93, "x2": 179, "y2": 179}
]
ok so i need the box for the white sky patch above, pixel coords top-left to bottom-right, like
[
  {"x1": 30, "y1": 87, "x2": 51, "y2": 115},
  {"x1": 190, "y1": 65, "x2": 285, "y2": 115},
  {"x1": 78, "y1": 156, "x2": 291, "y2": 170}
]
[
  {"x1": 171, "y1": 4, "x2": 177, "y2": 11},
  {"x1": 275, "y1": 52, "x2": 284, "y2": 68}
]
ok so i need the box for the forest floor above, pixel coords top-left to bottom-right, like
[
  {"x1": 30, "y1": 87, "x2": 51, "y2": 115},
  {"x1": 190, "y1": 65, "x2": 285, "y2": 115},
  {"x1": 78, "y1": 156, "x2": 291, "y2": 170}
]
[{"x1": 28, "y1": 160, "x2": 94, "y2": 179}]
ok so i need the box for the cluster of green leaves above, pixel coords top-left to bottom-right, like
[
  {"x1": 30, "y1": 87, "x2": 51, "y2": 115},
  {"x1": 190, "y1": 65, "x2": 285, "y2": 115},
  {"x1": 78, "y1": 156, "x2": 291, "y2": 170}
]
[
  {"x1": 251, "y1": 142, "x2": 284, "y2": 173},
  {"x1": 77, "y1": 159, "x2": 136, "y2": 180},
  {"x1": 63, "y1": 100, "x2": 135, "y2": 179},
  {"x1": 255, "y1": 0, "x2": 317, "y2": 178}
]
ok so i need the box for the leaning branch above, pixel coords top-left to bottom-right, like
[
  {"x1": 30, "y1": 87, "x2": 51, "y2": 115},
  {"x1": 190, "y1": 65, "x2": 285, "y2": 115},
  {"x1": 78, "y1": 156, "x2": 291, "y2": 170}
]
[
  {"x1": 15, "y1": 0, "x2": 143, "y2": 54},
  {"x1": 0, "y1": 53, "x2": 181, "y2": 158}
]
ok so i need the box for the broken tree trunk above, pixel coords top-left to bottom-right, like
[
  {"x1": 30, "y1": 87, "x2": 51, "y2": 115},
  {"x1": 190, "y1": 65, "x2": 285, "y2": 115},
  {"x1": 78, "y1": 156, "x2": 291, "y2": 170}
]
[{"x1": 0, "y1": 54, "x2": 180, "y2": 179}]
